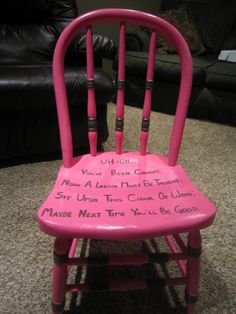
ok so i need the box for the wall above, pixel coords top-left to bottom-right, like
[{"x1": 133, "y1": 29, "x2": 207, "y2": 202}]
[
  {"x1": 76, "y1": 0, "x2": 162, "y2": 40},
  {"x1": 77, "y1": 0, "x2": 161, "y2": 15},
  {"x1": 75, "y1": 0, "x2": 162, "y2": 77}
]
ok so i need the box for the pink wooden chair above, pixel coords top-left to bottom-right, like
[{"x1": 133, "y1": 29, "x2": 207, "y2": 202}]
[{"x1": 37, "y1": 9, "x2": 217, "y2": 314}]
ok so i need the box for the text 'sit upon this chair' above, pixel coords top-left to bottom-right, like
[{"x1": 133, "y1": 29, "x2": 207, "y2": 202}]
[{"x1": 37, "y1": 9, "x2": 217, "y2": 314}]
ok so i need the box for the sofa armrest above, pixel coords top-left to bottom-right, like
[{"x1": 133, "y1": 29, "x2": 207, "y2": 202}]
[{"x1": 126, "y1": 28, "x2": 150, "y2": 52}]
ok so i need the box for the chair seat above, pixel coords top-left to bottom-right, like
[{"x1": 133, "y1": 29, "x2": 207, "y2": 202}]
[{"x1": 37, "y1": 152, "x2": 216, "y2": 240}]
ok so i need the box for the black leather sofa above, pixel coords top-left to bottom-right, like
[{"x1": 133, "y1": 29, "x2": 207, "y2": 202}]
[
  {"x1": 114, "y1": 0, "x2": 236, "y2": 126},
  {"x1": 0, "y1": 0, "x2": 116, "y2": 165}
]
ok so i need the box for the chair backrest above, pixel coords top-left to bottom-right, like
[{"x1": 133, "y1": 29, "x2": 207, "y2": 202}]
[{"x1": 53, "y1": 8, "x2": 193, "y2": 168}]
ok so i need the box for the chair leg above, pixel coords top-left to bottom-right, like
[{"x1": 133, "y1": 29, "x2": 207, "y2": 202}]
[
  {"x1": 51, "y1": 238, "x2": 71, "y2": 314},
  {"x1": 185, "y1": 231, "x2": 202, "y2": 314}
]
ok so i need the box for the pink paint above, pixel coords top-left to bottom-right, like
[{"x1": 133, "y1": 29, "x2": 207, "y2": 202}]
[
  {"x1": 38, "y1": 152, "x2": 216, "y2": 240},
  {"x1": 115, "y1": 23, "x2": 126, "y2": 154},
  {"x1": 115, "y1": 131, "x2": 123, "y2": 154},
  {"x1": 165, "y1": 235, "x2": 186, "y2": 276},
  {"x1": 140, "y1": 131, "x2": 149, "y2": 156},
  {"x1": 38, "y1": 8, "x2": 217, "y2": 314},
  {"x1": 88, "y1": 131, "x2": 97, "y2": 157},
  {"x1": 86, "y1": 26, "x2": 96, "y2": 118},
  {"x1": 143, "y1": 30, "x2": 157, "y2": 118}
]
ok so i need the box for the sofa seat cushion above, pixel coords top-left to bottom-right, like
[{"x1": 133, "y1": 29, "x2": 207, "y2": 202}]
[
  {"x1": 0, "y1": 65, "x2": 114, "y2": 112},
  {"x1": 123, "y1": 51, "x2": 216, "y2": 86},
  {"x1": 206, "y1": 62, "x2": 236, "y2": 91}
]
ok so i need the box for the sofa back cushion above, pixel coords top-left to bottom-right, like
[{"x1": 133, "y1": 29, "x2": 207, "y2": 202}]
[
  {"x1": 0, "y1": 0, "x2": 77, "y2": 65},
  {"x1": 222, "y1": 21, "x2": 236, "y2": 50},
  {"x1": 186, "y1": 0, "x2": 236, "y2": 53},
  {"x1": 161, "y1": 0, "x2": 236, "y2": 54},
  {"x1": 0, "y1": 0, "x2": 50, "y2": 22},
  {"x1": 157, "y1": 7, "x2": 205, "y2": 55}
]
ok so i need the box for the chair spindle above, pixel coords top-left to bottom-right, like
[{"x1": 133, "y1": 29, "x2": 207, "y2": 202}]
[
  {"x1": 86, "y1": 26, "x2": 97, "y2": 156},
  {"x1": 115, "y1": 23, "x2": 126, "y2": 154},
  {"x1": 140, "y1": 30, "x2": 157, "y2": 156}
]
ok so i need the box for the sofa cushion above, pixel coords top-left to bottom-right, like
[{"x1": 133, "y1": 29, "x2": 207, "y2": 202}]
[
  {"x1": 140, "y1": 7, "x2": 205, "y2": 55},
  {"x1": 185, "y1": 0, "x2": 236, "y2": 53},
  {"x1": 0, "y1": 1, "x2": 78, "y2": 65},
  {"x1": 0, "y1": 65, "x2": 114, "y2": 112},
  {"x1": 0, "y1": 0, "x2": 77, "y2": 22},
  {"x1": 160, "y1": 0, "x2": 236, "y2": 53},
  {"x1": 0, "y1": 0, "x2": 50, "y2": 22},
  {"x1": 160, "y1": 0, "x2": 181, "y2": 10},
  {"x1": 156, "y1": 7, "x2": 205, "y2": 55},
  {"x1": 123, "y1": 51, "x2": 216, "y2": 86},
  {"x1": 206, "y1": 62, "x2": 236, "y2": 91},
  {"x1": 222, "y1": 22, "x2": 236, "y2": 50},
  {"x1": 0, "y1": 23, "x2": 59, "y2": 65},
  {"x1": 49, "y1": 0, "x2": 77, "y2": 20}
]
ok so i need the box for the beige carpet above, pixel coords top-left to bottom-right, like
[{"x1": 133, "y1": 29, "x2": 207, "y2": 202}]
[{"x1": 0, "y1": 103, "x2": 235, "y2": 314}]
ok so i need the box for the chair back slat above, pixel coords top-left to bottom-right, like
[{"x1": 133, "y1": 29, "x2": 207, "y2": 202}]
[
  {"x1": 140, "y1": 31, "x2": 157, "y2": 156},
  {"x1": 86, "y1": 26, "x2": 97, "y2": 156},
  {"x1": 115, "y1": 23, "x2": 126, "y2": 155}
]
